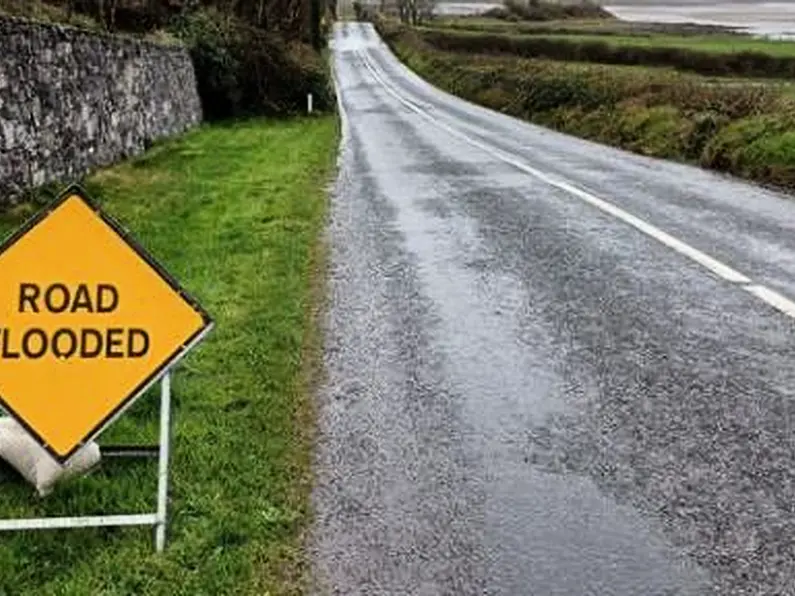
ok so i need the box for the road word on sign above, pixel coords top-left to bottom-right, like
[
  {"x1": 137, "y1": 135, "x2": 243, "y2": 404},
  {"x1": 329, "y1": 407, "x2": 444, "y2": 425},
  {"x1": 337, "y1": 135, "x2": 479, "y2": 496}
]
[
  {"x1": 0, "y1": 187, "x2": 212, "y2": 463},
  {"x1": 1, "y1": 284, "x2": 151, "y2": 360}
]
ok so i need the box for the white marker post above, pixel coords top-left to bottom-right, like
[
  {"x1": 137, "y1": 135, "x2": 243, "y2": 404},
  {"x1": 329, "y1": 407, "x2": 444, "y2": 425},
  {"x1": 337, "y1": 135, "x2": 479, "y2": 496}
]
[
  {"x1": 307, "y1": 93, "x2": 314, "y2": 114},
  {"x1": 154, "y1": 371, "x2": 173, "y2": 552}
]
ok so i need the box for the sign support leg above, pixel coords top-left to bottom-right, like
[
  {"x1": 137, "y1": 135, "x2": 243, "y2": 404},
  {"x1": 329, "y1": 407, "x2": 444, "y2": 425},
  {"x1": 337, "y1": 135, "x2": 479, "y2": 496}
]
[
  {"x1": 0, "y1": 372, "x2": 175, "y2": 542},
  {"x1": 154, "y1": 371, "x2": 172, "y2": 553}
]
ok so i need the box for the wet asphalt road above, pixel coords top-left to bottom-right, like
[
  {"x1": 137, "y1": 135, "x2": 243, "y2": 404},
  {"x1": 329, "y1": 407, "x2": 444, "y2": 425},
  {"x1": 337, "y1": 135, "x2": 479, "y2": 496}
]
[{"x1": 311, "y1": 22, "x2": 795, "y2": 595}]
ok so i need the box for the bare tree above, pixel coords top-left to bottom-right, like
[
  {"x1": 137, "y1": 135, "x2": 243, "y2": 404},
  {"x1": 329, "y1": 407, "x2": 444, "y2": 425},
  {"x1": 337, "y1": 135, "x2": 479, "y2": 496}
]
[
  {"x1": 416, "y1": 0, "x2": 435, "y2": 24},
  {"x1": 395, "y1": 0, "x2": 435, "y2": 24},
  {"x1": 95, "y1": 0, "x2": 104, "y2": 28},
  {"x1": 395, "y1": 0, "x2": 410, "y2": 23},
  {"x1": 108, "y1": 0, "x2": 118, "y2": 31}
]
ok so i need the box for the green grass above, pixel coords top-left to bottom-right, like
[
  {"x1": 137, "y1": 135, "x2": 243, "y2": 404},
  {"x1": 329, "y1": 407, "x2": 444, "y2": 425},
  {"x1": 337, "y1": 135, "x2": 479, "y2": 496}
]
[
  {"x1": 432, "y1": 16, "x2": 795, "y2": 56},
  {"x1": 530, "y1": 33, "x2": 795, "y2": 57},
  {"x1": 0, "y1": 115, "x2": 338, "y2": 595}
]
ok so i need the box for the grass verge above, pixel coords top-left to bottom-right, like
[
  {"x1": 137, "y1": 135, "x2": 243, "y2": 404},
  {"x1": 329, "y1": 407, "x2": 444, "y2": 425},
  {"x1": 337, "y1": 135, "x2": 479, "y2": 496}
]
[
  {"x1": 0, "y1": 115, "x2": 338, "y2": 595},
  {"x1": 379, "y1": 22, "x2": 795, "y2": 189}
]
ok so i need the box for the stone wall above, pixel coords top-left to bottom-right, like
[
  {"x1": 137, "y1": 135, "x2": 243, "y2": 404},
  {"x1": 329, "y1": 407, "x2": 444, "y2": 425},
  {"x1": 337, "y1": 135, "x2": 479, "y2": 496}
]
[{"x1": 0, "y1": 16, "x2": 202, "y2": 202}]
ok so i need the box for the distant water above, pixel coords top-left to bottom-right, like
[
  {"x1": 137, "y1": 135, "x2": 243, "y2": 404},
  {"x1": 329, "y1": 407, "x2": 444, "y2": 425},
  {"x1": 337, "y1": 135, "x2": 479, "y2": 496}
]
[
  {"x1": 435, "y1": 2, "x2": 502, "y2": 15},
  {"x1": 434, "y1": 1, "x2": 795, "y2": 38},
  {"x1": 605, "y1": 2, "x2": 795, "y2": 38}
]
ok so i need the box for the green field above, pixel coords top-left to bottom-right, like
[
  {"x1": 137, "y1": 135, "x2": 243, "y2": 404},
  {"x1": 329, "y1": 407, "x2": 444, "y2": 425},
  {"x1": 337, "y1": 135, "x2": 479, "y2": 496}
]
[
  {"x1": 529, "y1": 32, "x2": 795, "y2": 57},
  {"x1": 434, "y1": 16, "x2": 795, "y2": 56},
  {"x1": 0, "y1": 116, "x2": 337, "y2": 595},
  {"x1": 415, "y1": 23, "x2": 795, "y2": 80},
  {"x1": 437, "y1": 17, "x2": 628, "y2": 34},
  {"x1": 437, "y1": 15, "x2": 745, "y2": 35}
]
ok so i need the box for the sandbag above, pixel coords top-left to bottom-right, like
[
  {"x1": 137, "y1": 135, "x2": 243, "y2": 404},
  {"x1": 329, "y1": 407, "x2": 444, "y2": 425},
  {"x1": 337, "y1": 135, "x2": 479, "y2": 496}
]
[{"x1": 0, "y1": 417, "x2": 100, "y2": 497}]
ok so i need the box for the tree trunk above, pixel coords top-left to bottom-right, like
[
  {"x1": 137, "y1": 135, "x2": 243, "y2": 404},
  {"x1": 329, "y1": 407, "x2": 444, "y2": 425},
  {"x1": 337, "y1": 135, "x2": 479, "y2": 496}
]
[
  {"x1": 108, "y1": 0, "x2": 117, "y2": 32},
  {"x1": 96, "y1": 0, "x2": 105, "y2": 29},
  {"x1": 310, "y1": 0, "x2": 321, "y2": 49}
]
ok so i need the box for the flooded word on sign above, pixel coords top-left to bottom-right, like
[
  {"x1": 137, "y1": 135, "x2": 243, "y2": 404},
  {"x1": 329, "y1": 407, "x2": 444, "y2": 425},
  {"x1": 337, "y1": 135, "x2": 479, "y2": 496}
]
[{"x1": 0, "y1": 283, "x2": 151, "y2": 360}]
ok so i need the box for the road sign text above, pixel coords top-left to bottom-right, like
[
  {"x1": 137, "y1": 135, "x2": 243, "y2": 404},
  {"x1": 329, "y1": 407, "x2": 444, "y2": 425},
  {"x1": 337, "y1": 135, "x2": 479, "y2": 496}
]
[
  {"x1": 1, "y1": 282, "x2": 150, "y2": 361},
  {"x1": 18, "y1": 283, "x2": 119, "y2": 314},
  {"x1": 0, "y1": 189, "x2": 211, "y2": 462}
]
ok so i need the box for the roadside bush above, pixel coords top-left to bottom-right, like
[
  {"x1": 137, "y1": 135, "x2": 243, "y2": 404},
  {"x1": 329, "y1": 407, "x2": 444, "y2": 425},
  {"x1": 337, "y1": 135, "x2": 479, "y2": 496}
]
[
  {"x1": 744, "y1": 132, "x2": 795, "y2": 187},
  {"x1": 501, "y1": 0, "x2": 612, "y2": 22},
  {"x1": 172, "y1": 10, "x2": 332, "y2": 119},
  {"x1": 562, "y1": 2, "x2": 613, "y2": 20},
  {"x1": 684, "y1": 110, "x2": 730, "y2": 160},
  {"x1": 482, "y1": 7, "x2": 515, "y2": 20},
  {"x1": 700, "y1": 117, "x2": 795, "y2": 187},
  {"x1": 700, "y1": 115, "x2": 792, "y2": 171},
  {"x1": 538, "y1": 104, "x2": 692, "y2": 158},
  {"x1": 475, "y1": 86, "x2": 520, "y2": 112},
  {"x1": 616, "y1": 105, "x2": 692, "y2": 158},
  {"x1": 562, "y1": 106, "x2": 617, "y2": 138},
  {"x1": 520, "y1": 72, "x2": 592, "y2": 111},
  {"x1": 667, "y1": 83, "x2": 774, "y2": 120}
]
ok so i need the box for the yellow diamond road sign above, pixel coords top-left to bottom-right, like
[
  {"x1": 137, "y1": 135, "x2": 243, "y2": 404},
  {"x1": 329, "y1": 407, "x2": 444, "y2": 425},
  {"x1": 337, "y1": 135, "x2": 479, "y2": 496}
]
[{"x1": 0, "y1": 186, "x2": 212, "y2": 464}]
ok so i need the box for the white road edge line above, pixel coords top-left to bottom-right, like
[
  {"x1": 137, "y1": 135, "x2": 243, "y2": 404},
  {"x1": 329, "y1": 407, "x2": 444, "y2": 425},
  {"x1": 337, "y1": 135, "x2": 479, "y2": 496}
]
[
  {"x1": 745, "y1": 285, "x2": 795, "y2": 318},
  {"x1": 355, "y1": 47, "x2": 795, "y2": 321}
]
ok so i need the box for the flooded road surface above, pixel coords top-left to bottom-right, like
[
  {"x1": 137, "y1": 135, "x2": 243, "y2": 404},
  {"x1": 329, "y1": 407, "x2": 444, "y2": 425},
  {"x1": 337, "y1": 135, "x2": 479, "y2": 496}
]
[
  {"x1": 606, "y1": 2, "x2": 795, "y2": 37},
  {"x1": 312, "y1": 22, "x2": 795, "y2": 595}
]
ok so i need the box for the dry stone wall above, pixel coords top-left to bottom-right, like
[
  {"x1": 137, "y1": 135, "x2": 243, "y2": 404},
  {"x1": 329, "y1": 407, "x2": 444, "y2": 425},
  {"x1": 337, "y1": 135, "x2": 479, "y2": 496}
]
[{"x1": 0, "y1": 16, "x2": 202, "y2": 202}]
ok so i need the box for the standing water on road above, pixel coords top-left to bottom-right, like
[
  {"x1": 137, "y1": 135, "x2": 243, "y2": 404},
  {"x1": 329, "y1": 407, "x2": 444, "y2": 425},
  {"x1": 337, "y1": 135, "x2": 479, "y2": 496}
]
[{"x1": 318, "y1": 18, "x2": 795, "y2": 596}]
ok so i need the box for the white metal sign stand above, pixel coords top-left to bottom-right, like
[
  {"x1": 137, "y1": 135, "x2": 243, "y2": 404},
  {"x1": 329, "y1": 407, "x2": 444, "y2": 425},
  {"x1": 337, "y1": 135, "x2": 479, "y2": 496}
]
[{"x1": 0, "y1": 371, "x2": 174, "y2": 553}]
